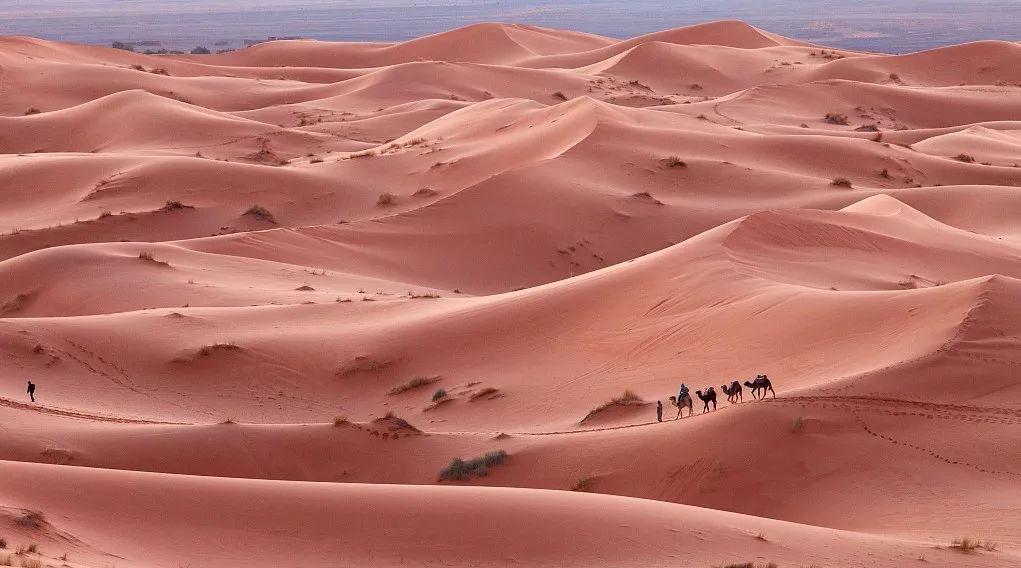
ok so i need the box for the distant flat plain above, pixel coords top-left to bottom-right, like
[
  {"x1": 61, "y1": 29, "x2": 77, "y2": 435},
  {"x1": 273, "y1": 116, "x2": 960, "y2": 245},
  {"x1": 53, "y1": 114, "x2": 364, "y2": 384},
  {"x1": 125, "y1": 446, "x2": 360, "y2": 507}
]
[{"x1": 0, "y1": 0, "x2": 1019, "y2": 53}]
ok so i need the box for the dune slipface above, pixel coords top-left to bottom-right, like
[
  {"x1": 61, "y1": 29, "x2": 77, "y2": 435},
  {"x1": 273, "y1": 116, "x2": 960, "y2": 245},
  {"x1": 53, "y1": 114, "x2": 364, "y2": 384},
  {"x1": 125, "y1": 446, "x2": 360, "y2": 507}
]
[{"x1": 1, "y1": 20, "x2": 1020, "y2": 568}]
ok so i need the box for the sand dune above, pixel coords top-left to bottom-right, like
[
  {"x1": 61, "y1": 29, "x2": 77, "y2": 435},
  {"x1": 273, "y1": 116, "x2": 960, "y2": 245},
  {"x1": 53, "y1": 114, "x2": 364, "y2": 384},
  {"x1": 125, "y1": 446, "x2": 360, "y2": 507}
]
[{"x1": 2, "y1": 19, "x2": 1020, "y2": 568}]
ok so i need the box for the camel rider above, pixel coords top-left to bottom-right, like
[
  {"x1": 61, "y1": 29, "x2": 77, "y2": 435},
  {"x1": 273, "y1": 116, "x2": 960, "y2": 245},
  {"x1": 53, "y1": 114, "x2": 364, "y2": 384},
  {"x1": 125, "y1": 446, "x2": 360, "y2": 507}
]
[{"x1": 678, "y1": 383, "x2": 689, "y2": 401}]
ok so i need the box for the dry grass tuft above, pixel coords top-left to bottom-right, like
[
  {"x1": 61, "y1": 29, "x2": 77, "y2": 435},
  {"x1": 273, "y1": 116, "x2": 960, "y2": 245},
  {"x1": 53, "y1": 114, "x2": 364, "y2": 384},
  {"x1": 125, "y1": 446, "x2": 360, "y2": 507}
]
[
  {"x1": 552, "y1": 91, "x2": 568, "y2": 101},
  {"x1": 659, "y1": 155, "x2": 687, "y2": 168},
  {"x1": 377, "y1": 192, "x2": 397, "y2": 206},
  {"x1": 159, "y1": 200, "x2": 194, "y2": 212},
  {"x1": 387, "y1": 375, "x2": 440, "y2": 396},
  {"x1": 582, "y1": 390, "x2": 646, "y2": 422},
  {"x1": 138, "y1": 251, "x2": 170, "y2": 266},
  {"x1": 333, "y1": 415, "x2": 349, "y2": 426},
  {"x1": 950, "y1": 538, "x2": 997, "y2": 552},
  {"x1": 438, "y1": 450, "x2": 508, "y2": 481},
  {"x1": 295, "y1": 285, "x2": 316, "y2": 291},
  {"x1": 824, "y1": 112, "x2": 849, "y2": 125},
  {"x1": 24, "y1": 108, "x2": 41, "y2": 115},
  {"x1": 571, "y1": 475, "x2": 595, "y2": 492},
  {"x1": 432, "y1": 388, "x2": 448, "y2": 402},
  {"x1": 197, "y1": 342, "x2": 240, "y2": 357},
  {"x1": 243, "y1": 204, "x2": 276, "y2": 223},
  {"x1": 469, "y1": 387, "x2": 501, "y2": 402},
  {"x1": 830, "y1": 177, "x2": 853, "y2": 188},
  {"x1": 954, "y1": 153, "x2": 976, "y2": 163}
]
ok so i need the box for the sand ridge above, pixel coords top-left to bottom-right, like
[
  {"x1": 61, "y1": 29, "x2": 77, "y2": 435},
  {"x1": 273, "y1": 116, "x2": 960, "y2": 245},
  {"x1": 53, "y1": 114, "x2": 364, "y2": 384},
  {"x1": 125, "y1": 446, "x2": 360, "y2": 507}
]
[{"x1": 1, "y1": 19, "x2": 1020, "y2": 568}]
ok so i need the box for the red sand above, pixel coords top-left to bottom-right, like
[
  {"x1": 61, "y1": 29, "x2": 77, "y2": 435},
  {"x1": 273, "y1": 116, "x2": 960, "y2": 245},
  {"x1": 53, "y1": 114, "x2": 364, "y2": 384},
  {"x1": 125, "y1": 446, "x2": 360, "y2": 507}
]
[{"x1": 1, "y1": 20, "x2": 1020, "y2": 568}]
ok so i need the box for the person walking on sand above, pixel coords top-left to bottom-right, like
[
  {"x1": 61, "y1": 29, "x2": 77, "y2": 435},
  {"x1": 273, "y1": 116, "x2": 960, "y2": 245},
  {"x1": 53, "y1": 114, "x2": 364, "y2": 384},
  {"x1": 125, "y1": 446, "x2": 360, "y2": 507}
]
[
  {"x1": 656, "y1": 400, "x2": 663, "y2": 422},
  {"x1": 27, "y1": 380, "x2": 36, "y2": 402}
]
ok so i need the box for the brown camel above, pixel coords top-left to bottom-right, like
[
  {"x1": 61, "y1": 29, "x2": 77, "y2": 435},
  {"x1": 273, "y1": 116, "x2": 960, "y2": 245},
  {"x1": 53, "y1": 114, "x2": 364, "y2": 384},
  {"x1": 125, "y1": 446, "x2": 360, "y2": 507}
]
[
  {"x1": 668, "y1": 394, "x2": 693, "y2": 418},
  {"x1": 743, "y1": 375, "x2": 776, "y2": 399},
  {"x1": 695, "y1": 388, "x2": 717, "y2": 413},
  {"x1": 721, "y1": 380, "x2": 743, "y2": 403}
]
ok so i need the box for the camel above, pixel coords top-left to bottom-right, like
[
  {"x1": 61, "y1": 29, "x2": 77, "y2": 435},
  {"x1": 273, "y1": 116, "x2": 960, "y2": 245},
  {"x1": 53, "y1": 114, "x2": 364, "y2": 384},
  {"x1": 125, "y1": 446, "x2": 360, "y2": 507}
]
[
  {"x1": 721, "y1": 380, "x2": 743, "y2": 404},
  {"x1": 667, "y1": 394, "x2": 693, "y2": 418},
  {"x1": 743, "y1": 375, "x2": 776, "y2": 399},
  {"x1": 695, "y1": 388, "x2": 717, "y2": 413}
]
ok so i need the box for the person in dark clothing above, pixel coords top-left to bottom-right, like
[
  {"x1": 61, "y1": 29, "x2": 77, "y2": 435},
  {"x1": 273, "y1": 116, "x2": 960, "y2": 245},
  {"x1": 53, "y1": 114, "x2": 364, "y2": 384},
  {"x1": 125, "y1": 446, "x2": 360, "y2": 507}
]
[
  {"x1": 27, "y1": 380, "x2": 36, "y2": 402},
  {"x1": 656, "y1": 400, "x2": 663, "y2": 422}
]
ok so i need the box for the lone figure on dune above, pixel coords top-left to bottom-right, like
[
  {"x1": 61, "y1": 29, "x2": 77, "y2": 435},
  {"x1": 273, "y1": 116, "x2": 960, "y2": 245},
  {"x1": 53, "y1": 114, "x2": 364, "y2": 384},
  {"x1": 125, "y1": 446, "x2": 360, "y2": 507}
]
[{"x1": 27, "y1": 380, "x2": 36, "y2": 402}]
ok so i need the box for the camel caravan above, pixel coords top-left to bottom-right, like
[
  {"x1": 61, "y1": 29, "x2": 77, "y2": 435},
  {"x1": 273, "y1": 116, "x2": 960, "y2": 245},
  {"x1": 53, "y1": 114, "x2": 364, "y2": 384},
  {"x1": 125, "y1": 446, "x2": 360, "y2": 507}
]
[{"x1": 663, "y1": 374, "x2": 775, "y2": 420}]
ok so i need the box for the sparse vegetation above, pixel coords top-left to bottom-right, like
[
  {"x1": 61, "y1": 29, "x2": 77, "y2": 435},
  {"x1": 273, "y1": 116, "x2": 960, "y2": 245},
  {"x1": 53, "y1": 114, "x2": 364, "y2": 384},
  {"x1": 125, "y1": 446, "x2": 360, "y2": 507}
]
[
  {"x1": 413, "y1": 187, "x2": 438, "y2": 197},
  {"x1": 438, "y1": 450, "x2": 508, "y2": 481},
  {"x1": 0, "y1": 537, "x2": 6, "y2": 549},
  {"x1": 954, "y1": 153, "x2": 976, "y2": 163},
  {"x1": 309, "y1": 157, "x2": 324, "y2": 164},
  {"x1": 111, "y1": 41, "x2": 135, "y2": 52},
  {"x1": 950, "y1": 538, "x2": 997, "y2": 552},
  {"x1": 190, "y1": 46, "x2": 211, "y2": 55},
  {"x1": 659, "y1": 155, "x2": 687, "y2": 168},
  {"x1": 372, "y1": 410, "x2": 419, "y2": 432},
  {"x1": 831, "y1": 177, "x2": 853, "y2": 188},
  {"x1": 582, "y1": 390, "x2": 645, "y2": 422},
  {"x1": 243, "y1": 204, "x2": 276, "y2": 223},
  {"x1": 197, "y1": 342, "x2": 240, "y2": 357},
  {"x1": 25, "y1": 544, "x2": 36, "y2": 554},
  {"x1": 159, "y1": 200, "x2": 194, "y2": 212},
  {"x1": 469, "y1": 387, "x2": 501, "y2": 401},
  {"x1": 295, "y1": 285, "x2": 315, "y2": 291},
  {"x1": 333, "y1": 415, "x2": 349, "y2": 426},
  {"x1": 880, "y1": 168, "x2": 891, "y2": 179},
  {"x1": 824, "y1": 112, "x2": 849, "y2": 125},
  {"x1": 377, "y1": 192, "x2": 397, "y2": 206},
  {"x1": 138, "y1": 251, "x2": 170, "y2": 266},
  {"x1": 387, "y1": 375, "x2": 440, "y2": 396},
  {"x1": 407, "y1": 291, "x2": 440, "y2": 299},
  {"x1": 571, "y1": 475, "x2": 595, "y2": 492},
  {"x1": 432, "y1": 388, "x2": 448, "y2": 402},
  {"x1": 696, "y1": 114, "x2": 708, "y2": 120},
  {"x1": 23, "y1": 108, "x2": 41, "y2": 115},
  {"x1": 552, "y1": 91, "x2": 568, "y2": 101}
]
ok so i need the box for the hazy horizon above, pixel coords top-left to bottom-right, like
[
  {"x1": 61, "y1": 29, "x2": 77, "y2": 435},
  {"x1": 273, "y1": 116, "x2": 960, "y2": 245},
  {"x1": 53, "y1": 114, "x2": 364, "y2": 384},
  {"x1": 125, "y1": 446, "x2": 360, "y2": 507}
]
[{"x1": 1, "y1": 0, "x2": 1019, "y2": 53}]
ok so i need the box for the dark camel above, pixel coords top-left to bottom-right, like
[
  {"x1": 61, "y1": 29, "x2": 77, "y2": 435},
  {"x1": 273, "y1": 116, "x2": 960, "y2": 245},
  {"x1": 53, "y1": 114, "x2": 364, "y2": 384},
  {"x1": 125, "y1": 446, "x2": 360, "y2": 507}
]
[
  {"x1": 695, "y1": 388, "x2": 717, "y2": 413},
  {"x1": 743, "y1": 375, "x2": 776, "y2": 399},
  {"x1": 667, "y1": 394, "x2": 693, "y2": 418},
  {"x1": 721, "y1": 380, "x2": 743, "y2": 403}
]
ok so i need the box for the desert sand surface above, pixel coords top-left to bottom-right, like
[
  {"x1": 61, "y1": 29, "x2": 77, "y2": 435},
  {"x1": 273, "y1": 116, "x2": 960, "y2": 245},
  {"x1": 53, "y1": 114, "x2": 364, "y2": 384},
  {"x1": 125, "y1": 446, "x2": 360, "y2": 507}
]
[{"x1": 1, "y1": 20, "x2": 1020, "y2": 568}]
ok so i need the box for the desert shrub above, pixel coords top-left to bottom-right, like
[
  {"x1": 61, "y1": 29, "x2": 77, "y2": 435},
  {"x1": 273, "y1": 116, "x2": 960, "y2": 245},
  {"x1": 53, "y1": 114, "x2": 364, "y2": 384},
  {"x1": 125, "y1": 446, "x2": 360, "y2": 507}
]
[
  {"x1": 295, "y1": 285, "x2": 315, "y2": 291},
  {"x1": 413, "y1": 187, "x2": 438, "y2": 197},
  {"x1": 659, "y1": 155, "x2": 687, "y2": 168},
  {"x1": 333, "y1": 415, "x2": 349, "y2": 426},
  {"x1": 25, "y1": 544, "x2": 37, "y2": 554},
  {"x1": 23, "y1": 108, "x2": 41, "y2": 115},
  {"x1": 377, "y1": 192, "x2": 396, "y2": 206},
  {"x1": 954, "y1": 153, "x2": 976, "y2": 163},
  {"x1": 469, "y1": 387, "x2": 500, "y2": 401},
  {"x1": 0, "y1": 537, "x2": 6, "y2": 548},
  {"x1": 130, "y1": 64, "x2": 145, "y2": 71},
  {"x1": 111, "y1": 41, "x2": 134, "y2": 52},
  {"x1": 438, "y1": 450, "x2": 508, "y2": 481},
  {"x1": 159, "y1": 200, "x2": 193, "y2": 212},
  {"x1": 243, "y1": 204, "x2": 276, "y2": 223},
  {"x1": 138, "y1": 251, "x2": 170, "y2": 266},
  {"x1": 950, "y1": 538, "x2": 997, "y2": 552},
  {"x1": 197, "y1": 342, "x2": 239, "y2": 357},
  {"x1": 889, "y1": 72, "x2": 901, "y2": 81},
  {"x1": 190, "y1": 46, "x2": 211, "y2": 54},
  {"x1": 552, "y1": 91, "x2": 568, "y2": 101},
  {"x1": 372, "y1": 411, "x2": 419, "y2": 432},
  {"x1": 432, "y1": 388, "x2": 447, "y2": 402},
  {"x1": 387, "y1": 376, "x2": 439, "y2": 396},
  {"x1": 582, "y1": 390, "x2": 645, "y2": 422},
  {"x1": 150, "y1": 67, "x2": 170, "y2": 76},
  {"x1": 571, "y1": 475, "x2": 595, "y2": 492},
  {"x1": 879, "y1": 168, "x2": 891, "y2": 179},
  {"x1": 824, "y1": 112, "x2": 849, "y2": 125},
  {"x1": 831, "y1": 177, "x2": 853, "y2": 187},
  {"x1": 309, "y1": 157, "x2": 324, "y2": 164}
]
